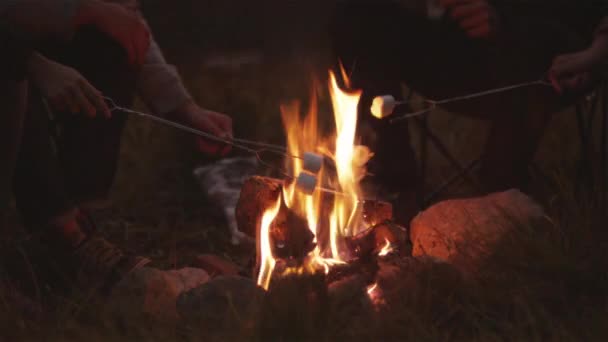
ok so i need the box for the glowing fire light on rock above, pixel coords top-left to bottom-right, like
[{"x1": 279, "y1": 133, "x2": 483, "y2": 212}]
[
  {"x1": 366, "y1": 282, "x2": 385, "y2": 307},
  {"x1": 366, "y1": 283, "x2": 378, "y2": 296},
  {"x1": 256, "y1": 70, "x2": 373, "y2": 289},
  {"x1": 378, "y1": 238, "x2": 394, "y2": 257},
  {"x1": 366, "y1": 283, "x2": 380, "y2": 302}
]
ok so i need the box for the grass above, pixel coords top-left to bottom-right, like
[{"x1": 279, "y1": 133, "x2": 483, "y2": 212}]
[{"x1": 2, "y1": 1, "x2": 608, "y2": 340}]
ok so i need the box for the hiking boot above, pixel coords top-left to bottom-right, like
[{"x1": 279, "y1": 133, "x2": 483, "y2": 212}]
[
  {"x1": 13, "y1": 211, "x2": 151, "y2": 300},
  {"x1": 70, "y1": 234, "x2": 151, "y2": 295}
]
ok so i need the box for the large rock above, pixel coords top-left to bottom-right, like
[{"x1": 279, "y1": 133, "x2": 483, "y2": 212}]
[
  {"x1": 177, "y1": 276, "x2": 265, "y2": 338},
  {"x1": 108, "y1": 267, "x2": 210, "y2": 322},
  {"x1": 410, "y1": 190, "x2": 548, "y2": 272}
]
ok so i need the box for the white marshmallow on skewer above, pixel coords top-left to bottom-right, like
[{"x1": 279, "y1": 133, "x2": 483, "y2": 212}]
[
  {"x1": 296, "y1": 172, "x2": 317, "y2": 195},
  {"x1": 302, "y1": 152, "x2": 323, "y2": 174},
  {"x1": 371, "y1": 95, "x2": 398, "y2": 119}
]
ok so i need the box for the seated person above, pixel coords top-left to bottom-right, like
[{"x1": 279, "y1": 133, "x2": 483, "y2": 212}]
[
  {"x1": 4, "y1": 0, "x2": 233, "y2": 295},
  {"x1": 329, "y1": 0, "x2": 608, "y2": 224}
]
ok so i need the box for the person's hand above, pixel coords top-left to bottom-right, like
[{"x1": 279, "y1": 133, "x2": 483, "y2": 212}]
[
  {"x1": 75, "y1": 0, "x2": 150, "y2": 66},
  {"x1": 28, "y1": 53, "x2": 111, "y2": 118},
  {"x1": 173, "y1": 102, "x2": 233, "y2": 156},
  {"x1": 549, "y1": 50, "x2": 596, "y2": 94},
  {"x1": 440, "y1": 0, "x2": 499, "y2": 39},
  {"x1": 550, "y1": 34, "x2": 608, "y2": 94}
]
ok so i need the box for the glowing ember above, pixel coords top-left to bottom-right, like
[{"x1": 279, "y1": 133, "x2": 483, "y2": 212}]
[
  {"x1": 366, "y1": 283, "x2": 378, "y2": 296},
  {"x1": 366, "y1": 282, "x2": 385, "y2": 307},
  {"x1": 378, "y1": 238, "x2": 394, "y2": 257},
  {"x1": 257, "y1": 69, "x2": 373, "y2": 287}
]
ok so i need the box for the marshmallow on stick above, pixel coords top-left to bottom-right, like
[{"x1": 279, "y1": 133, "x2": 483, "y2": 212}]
[
  {"x1": 302, "y1": 152, "x2": 323, "y2": 174},
  {"x1": 371, "y1": 95, "x2": 398, "y2": 119},
  {"x1": 296, "y1": 172, "x2": 317, "y2": 195}
]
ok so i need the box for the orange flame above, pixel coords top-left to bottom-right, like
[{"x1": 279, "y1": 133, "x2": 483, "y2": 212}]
[
  {"x1": 258, "y1": 69, "x2": 372, "y2": 286},
  {"x1": 257, "y1": 195, "x2": 282, "y2": 290}
]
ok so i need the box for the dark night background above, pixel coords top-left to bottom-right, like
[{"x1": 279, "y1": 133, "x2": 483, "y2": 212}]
[{"x1": 2, "y1": 1, "x2": 606, "y2": 340}]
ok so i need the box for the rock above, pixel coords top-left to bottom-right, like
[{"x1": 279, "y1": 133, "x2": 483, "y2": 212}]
[
  {"x1": 260, "y1": 273, "x2": 328, "y2": 341},
  {"x1": 196, "y1": 254, "x2": 241, "y2": 278},
  {"x1": 108, "y1": 267, "x2": 210, "y2": 322},
  {"x1": 177, "y1": 276, "x2": 264, "y2": 337},
  {"x1": 410, "y1": 189, "x2": 548, "y2": 272}
]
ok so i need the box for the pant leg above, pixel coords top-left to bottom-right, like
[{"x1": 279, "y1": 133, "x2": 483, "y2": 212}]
[
  {"x1": 13, "y1": 27, "x2": 138, "y2": 228},
  {"x1": 0, "y1": 30, "x2": 30, "y2": 229},
  {"x1": 51, "y1": 27, "x2": 137, "y2": 203},
  {"x1": 13, "y1": 90, "x2": 75, "y2": 227}
]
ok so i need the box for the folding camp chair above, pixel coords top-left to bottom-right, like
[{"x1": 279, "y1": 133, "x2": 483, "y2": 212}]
[{"x1": 409, "y1": 81, "x2": 608, "y2": 209}]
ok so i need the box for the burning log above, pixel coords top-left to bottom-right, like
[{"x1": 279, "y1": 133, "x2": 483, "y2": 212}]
[
  {"x1": 237, "y1": 176, "x2": 394, "y2": 239},
  {"x1": 268, "y1": 201, "x2": 316, "y2": 260},
  {"x1": 237, "y1": 176, "x2": 396, "y2": 264}
]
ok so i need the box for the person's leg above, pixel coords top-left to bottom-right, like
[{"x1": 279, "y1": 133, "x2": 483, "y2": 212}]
[
  {"x1": 0, "y1": 82, "x2": 27, "y2": 230},
  {"x1": 329, "y1": 0, "x2": 499, "y2": 222},
  {"x1": 12, "y1": 27, "x2": 146, "y2": 294},
  {"x1": 52, "y1": 27, "x2": 137, "y2": 206},
  {"x1": 14, "y1": 26, "x2": 137, "y2": 233},
  {"x1": 0, "y1": 30, "x2": 30, "y2": 231}
]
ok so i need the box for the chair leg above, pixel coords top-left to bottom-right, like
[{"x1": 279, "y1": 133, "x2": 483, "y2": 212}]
[
  {"x1": 575, "y1": 104, "x2": 593, "y2": 191},
  {"x1": 601, "y1": 83, "x2": 607, "y2": 210},
  {"x1": 415, "y1": 117, "x2": 482, "y2": 191},
  {"x1": 417, "y1": 115, "x2": 429, "y2": 207},
  {"x1": 424, "y1": 158, "x2": 481, "y2": 206}
]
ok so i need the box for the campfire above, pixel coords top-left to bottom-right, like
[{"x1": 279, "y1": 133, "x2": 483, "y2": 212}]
[{"x1": 236, "y1": 70, "x2": 407, "y2": 299}]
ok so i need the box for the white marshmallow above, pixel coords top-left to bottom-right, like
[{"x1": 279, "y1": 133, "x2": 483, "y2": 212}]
[
  {"x1": 426, "y1": 0, "x2": 445, "y2": 20},
  {"x1": 371, "y1": 95, "x2": 397, "y2": 119},
  {"x1": 302, "y1": 152, "x2": 323, "y2": 174},
  {"x1": 296, "y1": 172, "x2": 317, "y2": 195}
]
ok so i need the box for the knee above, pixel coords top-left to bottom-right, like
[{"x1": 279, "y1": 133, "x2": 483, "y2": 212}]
[{"x1": 44, "y1": 27, "x2": 139, "y2": 99}]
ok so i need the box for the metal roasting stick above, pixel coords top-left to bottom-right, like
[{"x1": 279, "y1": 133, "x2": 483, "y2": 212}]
[
  {"x1": 104, "y1": 98, "x2": 360, "y2": 198},
  {"x1": 104, "y1": 76, "x2": 554, "y2": 198},
  {"x1": 390, "y1": 79, "x2": 553, "y2": 123}
]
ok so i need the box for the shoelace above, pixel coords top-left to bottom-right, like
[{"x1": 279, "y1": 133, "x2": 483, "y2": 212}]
[{"x1": 74, "y1": 236, "x2": 126, "y2": 276}]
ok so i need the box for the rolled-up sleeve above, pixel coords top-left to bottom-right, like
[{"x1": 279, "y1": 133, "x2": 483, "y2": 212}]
[
  {"x1": 109, "y1": 1, "x2": 193, "y2": 116},
  {"x1": 136, "y1": 37, "x2": 192, "y2": 116},
  {"x1": 0, "y1": 0, "x2": 83, "y2": 40}
]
